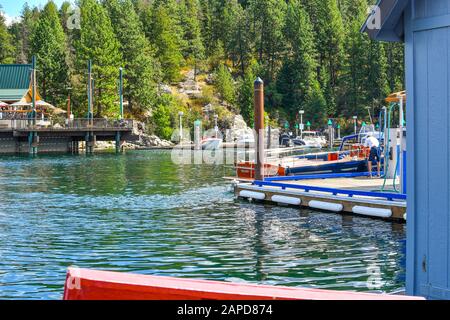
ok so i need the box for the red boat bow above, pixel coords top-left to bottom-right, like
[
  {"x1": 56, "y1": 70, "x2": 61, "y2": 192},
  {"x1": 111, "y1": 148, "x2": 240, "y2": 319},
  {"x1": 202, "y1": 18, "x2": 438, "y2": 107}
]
[{"x1": 63, "y1": 268, "x2": 423, "y2": 300}]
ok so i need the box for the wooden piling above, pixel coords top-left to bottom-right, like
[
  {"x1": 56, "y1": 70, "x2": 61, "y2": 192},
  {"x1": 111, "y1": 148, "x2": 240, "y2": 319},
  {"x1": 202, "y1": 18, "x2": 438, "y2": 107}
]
[{"x1": 254, "y1": 77, "x2": 265, "y2": 181}]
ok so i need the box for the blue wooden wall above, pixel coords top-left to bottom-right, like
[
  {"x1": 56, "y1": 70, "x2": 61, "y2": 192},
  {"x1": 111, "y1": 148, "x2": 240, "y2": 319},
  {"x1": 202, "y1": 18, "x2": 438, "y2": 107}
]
[{"x1": 405, "y1": 0, "x2": 450, "y2": 299}]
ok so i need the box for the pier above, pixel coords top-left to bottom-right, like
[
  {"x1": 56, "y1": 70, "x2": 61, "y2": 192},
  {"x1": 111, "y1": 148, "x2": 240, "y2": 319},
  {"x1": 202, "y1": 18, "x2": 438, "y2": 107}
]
[{"x1": 0, "y1": 118, "x2": 134, "y2": 154}]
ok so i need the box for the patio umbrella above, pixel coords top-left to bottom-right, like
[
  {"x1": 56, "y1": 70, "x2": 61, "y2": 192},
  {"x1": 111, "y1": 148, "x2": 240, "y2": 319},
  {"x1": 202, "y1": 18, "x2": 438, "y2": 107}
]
[
  {"x1": 0, "y1": 101, "x2": 9, "y2": 107},
  {"x1": 36, "y1": 100, "x2": 67, "y2": 115},
  {"x1": 10, "y1": 101, "x2": 32, "y2": 107}
]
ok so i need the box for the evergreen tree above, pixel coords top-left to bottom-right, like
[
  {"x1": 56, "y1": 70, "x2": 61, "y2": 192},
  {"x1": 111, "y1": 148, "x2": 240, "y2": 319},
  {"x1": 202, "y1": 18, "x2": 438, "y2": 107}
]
[
  {"x1": 237, "y1": 61, "x2": 258, "y2": 127},
  {"x1": 143, "y1": 2, "x2": 184, "y2": 82},
  {"x1": 199, "y1": 0, "x2": 229, "y2": 56},
  {"x1": 249, "y1": 0, "x2": 287, "y2": 81},
  {"x1": 153, "y1": 103, "x2": 174, "y2": 140},
  {"x1": 104, "y1": 0, "x2": 159, "y2": 116},
  {"x1": 179, "y1": 0, "x2": 205, "y2": 79},
  {"x1": 305, "y1": 80, "x2": 327, "y2": 126},
  {"x1": 276, "y1": 0, "x2": 321, "y2": 122},
  {"x1": 366, "y1": 40, "x2": 389, "y2": 110},
  {"x1": 340, "y1": 0, "x2": 369, "y2": 117},
  {"x1": 30, "y1": 1, "x2": 69, "y2": 106},
  {"x1": 9, "y1": 4, "x2": 40, "y2": 63},
  {"x1": 215, "y1": 64, "x2": 236, "y2": 104},
  {"x1": 222, "y1": 0, "x2": 252, "y2": 75},
  {"x1": 198, "y1": 0, "x2": 215, "y2": 56},
  {"x1": 303, "y1": 0, "x2": 345, "y2": 116},
  {"x1": 0, "y1": 9, "x2": 14, "y2": 64},
  {"x1": 385, "y1": 42, "x2": 405, "y2": 92},
  {"x1": 341, "y1": 0, "x2": 388, "y2": 119},
  {"x1": 75, "y1": 0, "x2": 122, "y2": 117}
]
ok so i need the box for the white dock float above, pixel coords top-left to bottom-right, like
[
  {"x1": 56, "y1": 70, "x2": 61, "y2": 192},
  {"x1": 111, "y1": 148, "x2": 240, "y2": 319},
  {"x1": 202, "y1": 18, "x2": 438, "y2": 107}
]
[
  {"x1": 234, "y1": 177, "x2": 406, "y2": 221},
  {"x1": 239, "y1": 190, "x2": 266, "y2": 200},
  {"x1": 309, "y1": 201, "x2": 343, "y2": 212},
  {"x1": 271, "y1": 195, "x2": 301, "y2": 206},
  {"x1": 352, "y1": 206, "x2": 392, "y2": 218}
]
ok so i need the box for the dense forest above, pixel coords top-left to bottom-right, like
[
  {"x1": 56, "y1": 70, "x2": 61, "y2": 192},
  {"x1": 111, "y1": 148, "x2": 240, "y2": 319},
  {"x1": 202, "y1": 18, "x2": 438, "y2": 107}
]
[{"x1": 0, "y1": 0, "x2": 404, "y2": 138}]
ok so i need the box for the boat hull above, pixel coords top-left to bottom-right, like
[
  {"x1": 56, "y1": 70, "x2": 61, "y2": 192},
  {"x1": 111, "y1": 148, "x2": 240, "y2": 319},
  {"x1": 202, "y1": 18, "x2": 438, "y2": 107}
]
[
  {"x1": 285, "y1": 160, "x2": 367, "y2": 175},
  {"x1": 63, "y1": 268, "x2": 422, "y2": 300},
  {"x1": 236, "y1": 159, "x2": 368, "y2": 179}
]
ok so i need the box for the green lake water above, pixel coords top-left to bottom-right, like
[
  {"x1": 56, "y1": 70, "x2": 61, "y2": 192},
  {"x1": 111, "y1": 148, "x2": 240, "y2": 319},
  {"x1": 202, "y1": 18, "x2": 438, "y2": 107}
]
[{"x1": 0, "y1": 150, "x2": 405, "y2": 299}]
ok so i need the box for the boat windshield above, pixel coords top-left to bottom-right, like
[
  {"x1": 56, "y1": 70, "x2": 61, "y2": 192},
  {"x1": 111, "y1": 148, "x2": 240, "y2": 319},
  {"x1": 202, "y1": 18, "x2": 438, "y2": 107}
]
[
  {"x1": 302, "y1": 131, "x2": 318, "y2": 138},
  {"x1": 359, "y1": 124, "x2": 376, "y2": 136}
]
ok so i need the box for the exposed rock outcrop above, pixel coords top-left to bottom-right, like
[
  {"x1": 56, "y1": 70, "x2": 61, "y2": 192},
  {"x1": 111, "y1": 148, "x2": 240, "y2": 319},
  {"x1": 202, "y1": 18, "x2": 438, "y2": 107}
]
[
  {"x1": 178, "y1": 69, "x2": 202, "y2": 98},
  {"x1": 95, "y1": 121, "x2": 174, "y2": 150},
  {"x1": 133, "y1": 134, "x2": 174, "y2": 148},
  {"x1": 229, "y1": 115, "x2": 253, "y2": 141}
]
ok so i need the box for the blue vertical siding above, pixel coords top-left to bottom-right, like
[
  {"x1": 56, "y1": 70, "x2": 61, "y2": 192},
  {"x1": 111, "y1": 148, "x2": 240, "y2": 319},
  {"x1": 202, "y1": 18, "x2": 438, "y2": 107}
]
[
  {"x1": 427, "y1": 27, "x2": 449, "y2": 291},
  {"x1": 406, "y1": 0, "x2": 450, "y2": 299},
  {"x1": 415, "y1": 0, "x2": 450, "y2": 18}
]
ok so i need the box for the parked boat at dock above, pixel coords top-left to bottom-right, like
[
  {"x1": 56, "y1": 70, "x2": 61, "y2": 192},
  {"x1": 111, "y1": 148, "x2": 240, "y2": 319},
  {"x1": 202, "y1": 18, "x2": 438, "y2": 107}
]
[
  {"x1": 293, "y1": 131, "x2": 326, "y2": 148},
  {"x1": 236, "y1": 126, "x2": 381, "y2": 180},
  {"x1": 201, "y1": 137, "x2": 223, "y2": 150}
]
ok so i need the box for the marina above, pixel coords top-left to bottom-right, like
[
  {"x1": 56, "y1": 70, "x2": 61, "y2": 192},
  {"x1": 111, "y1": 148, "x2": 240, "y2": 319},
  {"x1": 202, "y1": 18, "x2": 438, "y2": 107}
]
[
  {"x1": 230, "y1": 78, "x2": 406, "y2": 223},
  {"x1": 1, "y1": 0, "x2": 450, "y2": 303}
]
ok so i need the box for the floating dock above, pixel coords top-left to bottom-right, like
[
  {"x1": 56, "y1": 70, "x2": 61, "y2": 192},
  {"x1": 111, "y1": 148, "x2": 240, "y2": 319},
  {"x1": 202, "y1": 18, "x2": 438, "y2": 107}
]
[{"x1": 234, "y1": 173, "x2": 406, "y2": 221}]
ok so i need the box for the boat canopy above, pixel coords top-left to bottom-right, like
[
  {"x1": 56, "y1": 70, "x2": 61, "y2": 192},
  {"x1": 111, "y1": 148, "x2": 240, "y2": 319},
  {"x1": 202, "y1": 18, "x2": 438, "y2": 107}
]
[{"x1": 385, "y1": 91, "x2": 406, "y2": 103}]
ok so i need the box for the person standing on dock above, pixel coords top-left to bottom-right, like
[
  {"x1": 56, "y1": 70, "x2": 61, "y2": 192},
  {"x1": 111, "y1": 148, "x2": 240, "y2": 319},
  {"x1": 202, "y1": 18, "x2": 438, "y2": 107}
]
[{"x1": 364, "y1": 133, "x2": 381, "y2": 178}]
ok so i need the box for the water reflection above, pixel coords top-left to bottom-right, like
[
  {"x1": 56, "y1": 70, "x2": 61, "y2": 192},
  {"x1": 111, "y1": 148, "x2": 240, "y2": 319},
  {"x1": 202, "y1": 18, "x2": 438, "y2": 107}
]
[{"x1": 0, "y1": 151, "x2": 405, "y2": 299}]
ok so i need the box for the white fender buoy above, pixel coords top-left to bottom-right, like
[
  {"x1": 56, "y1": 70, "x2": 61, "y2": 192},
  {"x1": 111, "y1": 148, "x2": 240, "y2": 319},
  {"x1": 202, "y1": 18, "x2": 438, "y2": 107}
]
[
  {"x1": 352, "y1": 206, "x2": 392, "y2": 218},
  {"x1": 403, "y1": 213, "x2": 407, "y2": 221},
  {"x1": 239, "y1": 190, "x2": 266, "y2": 200},
  {"x1": 271, "y1": 195, "x2": 301, "y2": 206},
  {"x1": 309, "y1": 201, "x2": 343, "y2": 212}
]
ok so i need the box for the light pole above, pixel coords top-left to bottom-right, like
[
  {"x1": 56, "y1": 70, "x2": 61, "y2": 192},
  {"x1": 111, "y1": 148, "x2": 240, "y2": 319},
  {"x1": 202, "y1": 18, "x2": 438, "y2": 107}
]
[
  {"x1": 328, "y1": 119, "x2": 333, "y2": 150},
  {"x1": 353, "y1": 116, "x2": 358, "y2": 135},
  {"x1": 66, "y1": 86, "x2": 72, "y2": 118},
  {"x1": 299, "y1": 110, "x2": 305, "y2": 139},
  {"x1": 178, "y1": 111, "x2": 184, "y2": 143},
  {"x1": 337, "y1": 124, "x2": 341, "y2": 139},
  {"x1": 194, "y1": 120, "x2": 201, "y2": 150},
  {"x1": 214, "y1": 114, "x2": 219, "y2": 138}
]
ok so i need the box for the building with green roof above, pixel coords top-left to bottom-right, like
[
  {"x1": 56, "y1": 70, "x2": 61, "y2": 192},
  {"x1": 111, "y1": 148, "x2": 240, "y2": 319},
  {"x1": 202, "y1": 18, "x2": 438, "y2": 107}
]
[{"x1": 0, "y1": 64, "x2": 41, "y2": 103}]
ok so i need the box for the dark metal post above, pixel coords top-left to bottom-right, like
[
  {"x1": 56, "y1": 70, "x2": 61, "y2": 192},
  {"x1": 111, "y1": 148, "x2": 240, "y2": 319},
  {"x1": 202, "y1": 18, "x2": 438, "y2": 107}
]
[
  {"x1": 254, "y1": 77, "x2": 265, "y2": 181},
  {"x1": 119, "y1": 67, "x2": 124, "y2": 120},
  {"x1": 87, "y1": 60, "x2": 93, "y2": 123},
  {"x1": 114, "y1": 68, "x2": 124, "y2": 153},
  {"x1": 115, "y1": 131, "x2": 122, "y2": 154},
  {"x1": 86, "y1": 60, "x2": 95, "y2": 154},
  {"x1": 29, "y1": 56, "x2": 38, "y2": 155}
]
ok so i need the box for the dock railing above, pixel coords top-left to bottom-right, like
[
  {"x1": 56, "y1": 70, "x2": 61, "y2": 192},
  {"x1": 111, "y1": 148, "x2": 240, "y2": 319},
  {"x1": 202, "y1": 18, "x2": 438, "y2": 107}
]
[
  {"x1": 252, "y1": 180, "x2": 406, "y2": 202},
  {"x1": 6, "y1": 119, "x2": 134, "y2": 131}
]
